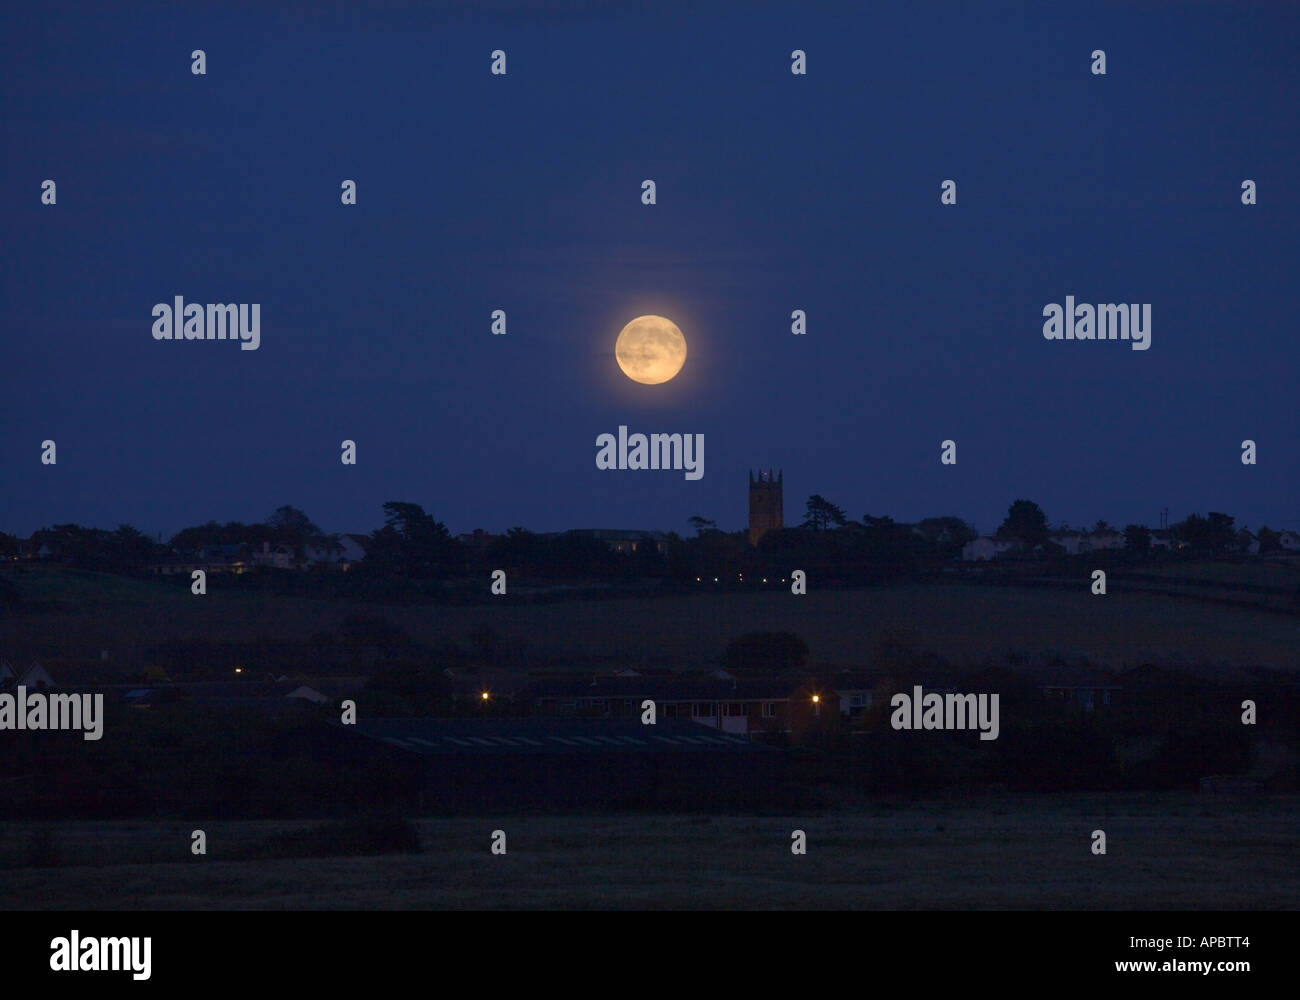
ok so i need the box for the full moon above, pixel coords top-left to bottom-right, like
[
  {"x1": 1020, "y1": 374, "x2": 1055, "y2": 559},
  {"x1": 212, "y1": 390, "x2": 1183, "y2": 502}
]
[{"x1": 614, "y1": 315, "x2": 687, "y2": 385}]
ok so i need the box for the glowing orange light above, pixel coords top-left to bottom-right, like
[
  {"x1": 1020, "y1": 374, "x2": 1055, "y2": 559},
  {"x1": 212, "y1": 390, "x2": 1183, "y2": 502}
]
[
  {"x1": 481, "y1": 691, "x2": 490, "y2": 700},
  {"x1": 811, "y1": 694, "x2": 820, "y2": 703}
]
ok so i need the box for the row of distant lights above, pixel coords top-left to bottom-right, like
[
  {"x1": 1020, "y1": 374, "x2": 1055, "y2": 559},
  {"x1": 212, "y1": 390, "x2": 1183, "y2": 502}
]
[
  {"x1": 476, "y1": 692, "x2": 823, "y2": 703},
  {"x1": 696, "y1": 575, "x2": 785, "y2": 583},
  {"x1": 228, "y1": 679, "x2": 819, "y2": 704},
  {"x1": 227, "y1": 677, "x2": 809, "y2": 704}
]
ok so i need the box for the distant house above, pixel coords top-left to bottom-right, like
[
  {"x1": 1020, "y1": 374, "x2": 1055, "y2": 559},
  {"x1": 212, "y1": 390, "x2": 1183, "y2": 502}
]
[
  {"x1": 339, "y1": 534, "x2": 369, "y2": 566},
  {"x1": 1049, "y1": 530, "x2": 1124, "y2": 555},
  {"x1": 199, "y1": 543, "x2": 250, "y2": 571},
  {"x1": 1149, "y1": 530, "x2": 1174, "y2": 550},
  {"x1": 17, "y1": 535, "x2": 53, "y2": 561},
  {"x1": 1088, "y1": 530, "x2": 1125, "y2": 552},
  {"x1": 1049, "y1": 532, "x2": 1086, "y2": 555},
  {"x1": 831, "y1": 671, "x2": 875, "y2": 717},
  {"x1": 152, "y1": 542, "x2": 257, "y2": 576},
  {"x1": 528, "y1": 675, "x2": 821, "y2": 735},
  {"x1": 290, "y1": 534, "x2": 371, "y2": 570},
  {"x1": 1033, "y1": 666, "x2": 1120, "y2": 712},
  {"x1": 302, "y1": 543, "x2": 336, "y2": 566},
  {"x1": 455, "y1": 529, "x2": 497, "y2": 550},
  {"x1": 553, "y1": 529, "x2": 669, "y2": 555},
  {"x1": 962, "y1": 537, "x2": 1013, "y2": 561},
  {"x1": 850, "y1": 668, "x2": 963, "y2": 724},
  {"x1": 302, "y1": 537, "x2": 356, "y2": 568},
  {"x1": 9, "y1": 661, "x2": 56, "y2": 691},
  {"x1": 445, "y1": 667, "x2": 531, "y2": 705},
  {"x1": 1278, "y1": 531, "x2": 1300, "y2": 552}
]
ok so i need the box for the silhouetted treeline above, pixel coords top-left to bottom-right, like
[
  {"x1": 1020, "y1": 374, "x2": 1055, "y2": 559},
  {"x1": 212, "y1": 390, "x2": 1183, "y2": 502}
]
[{"x1": 3, "y1": 497, "x2": 1289, "y2": 597}]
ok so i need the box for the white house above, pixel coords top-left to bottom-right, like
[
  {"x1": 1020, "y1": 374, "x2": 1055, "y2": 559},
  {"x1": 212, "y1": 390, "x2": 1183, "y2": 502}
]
[
  {"x1": 15, "y1": 662, "x2": 56, "y2": 690},
  {"x1": 1088, "y1": 530, "x2": 1126, "y2": 551},
  {"x1": 303, "y1": 534, "x2": 369, "y2": 568},
  {"x1": 1051, "y1": 532, "x2": 1087, "y2": 555},
  {"x1": 1059, "y1": 529, "x2": 1126, "y2": 553},
  {"x1": 832, "y1": 672, "x2": 875, "y2": 717},
  {"x1": 339, "y1": 534, "x2": 369, "y2": 564},
  {"x1": 962, "y1": 537, "x2": 1013, "y2": 561},
  {"x1": 250, "y1": 542, "x2": 297, "y2": 569}
]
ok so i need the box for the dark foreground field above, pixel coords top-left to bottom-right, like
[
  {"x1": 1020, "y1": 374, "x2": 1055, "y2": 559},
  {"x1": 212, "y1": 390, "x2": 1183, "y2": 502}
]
[
  {"x1": 8, "y1": 565, "x2": 1300, "y2": 671},
  {"x1": 3, "y1": 793, "x2": 1296, "y2": 909}
]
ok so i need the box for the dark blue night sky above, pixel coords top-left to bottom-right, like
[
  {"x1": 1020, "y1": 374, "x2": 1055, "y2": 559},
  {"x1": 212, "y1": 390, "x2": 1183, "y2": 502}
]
[{"x1": 3, "y1": 1, "x2": 1297, "y2": 540}]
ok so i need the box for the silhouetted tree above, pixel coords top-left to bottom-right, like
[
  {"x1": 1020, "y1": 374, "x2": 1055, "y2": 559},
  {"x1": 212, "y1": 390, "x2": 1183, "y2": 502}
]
[
  {"x1": 914, "y1": 517, "x2": 978, "y2": 559},
  {"x1": 1124, "y1": 524, "x2": 1151, "y2": 551},
  {"x1": 490, "y1": 526, "x2": 540, "y2": 573},
  {"x1": 1173, "y1": 511, "x2": 1236, "y2": 554},
  {"x1": 1205, "y1": 512, "x2": 1236, "y2": 553},
  {"x1": 109, "y1": 524, "x2": 159, "y2": 572},
  {"x1": 997, "y1": 500, "x2": 1049, "y2": 547},
  {"x1": 368, "y1": 501, "x2": 464, "y2": 579},
  {"x1": 688, "y1": 516, "x2": 718, "y2": 536},
  {"x1": 171, "y1": 520, "x2": 274, "y2": 550},
  {"x1": 802, "y1": 495, "x2": 847, "y2": 531},
  {"x1": 267, "y1": 505, "x2": 324, "y2": 558}
]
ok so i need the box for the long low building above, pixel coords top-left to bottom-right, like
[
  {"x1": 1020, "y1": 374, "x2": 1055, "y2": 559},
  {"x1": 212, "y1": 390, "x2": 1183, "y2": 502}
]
[
  {"x1": 316, "y1": 717, "x2": 789, "y2": 811},
  {"x1": 526, "y1": 676, "x2": 826, "y2": 735}
]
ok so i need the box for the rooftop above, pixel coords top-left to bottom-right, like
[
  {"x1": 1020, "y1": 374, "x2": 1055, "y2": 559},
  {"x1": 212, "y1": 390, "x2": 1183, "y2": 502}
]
[{"x1": 342, "y1": 717, "x2": 776, "y2": 755}]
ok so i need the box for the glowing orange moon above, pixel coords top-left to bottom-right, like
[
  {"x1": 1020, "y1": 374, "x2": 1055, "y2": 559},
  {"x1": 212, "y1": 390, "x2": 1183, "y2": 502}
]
[{"x1": 615, "y1": 315, "x2": 687, "y2": 385}]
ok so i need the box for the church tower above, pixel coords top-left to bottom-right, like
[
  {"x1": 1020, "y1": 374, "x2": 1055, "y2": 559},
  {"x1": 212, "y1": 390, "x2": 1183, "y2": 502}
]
[{"x1": 748, "y1": 469, "x2": 783, "y2": 546}]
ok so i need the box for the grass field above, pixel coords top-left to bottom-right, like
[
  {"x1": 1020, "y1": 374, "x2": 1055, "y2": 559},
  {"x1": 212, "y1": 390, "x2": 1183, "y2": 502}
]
[
  {"x1": 4, "y1": 566, "x2": 1298, "y2": 672},
  {"x1": 2, "y1": 794, "x2": 1295, "y2": 909},
  {"x1": 1135, "y1": 559, "x2": 1300, "y2": 587}
]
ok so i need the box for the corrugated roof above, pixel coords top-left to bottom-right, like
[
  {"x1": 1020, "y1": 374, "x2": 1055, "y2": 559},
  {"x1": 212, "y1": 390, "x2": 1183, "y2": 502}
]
[{"x1": 341, "y1": 717, "x2": 776, "y2": 755}]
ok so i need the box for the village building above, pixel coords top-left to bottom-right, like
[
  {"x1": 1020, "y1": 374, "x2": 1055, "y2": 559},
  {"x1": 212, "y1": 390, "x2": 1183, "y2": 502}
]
[
  {"x1": 528, "y1": 675, "x2": 826, "y2": 735},
  {"x1": 313, "y1": 716, "x2": 787, "y2": 810}
]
